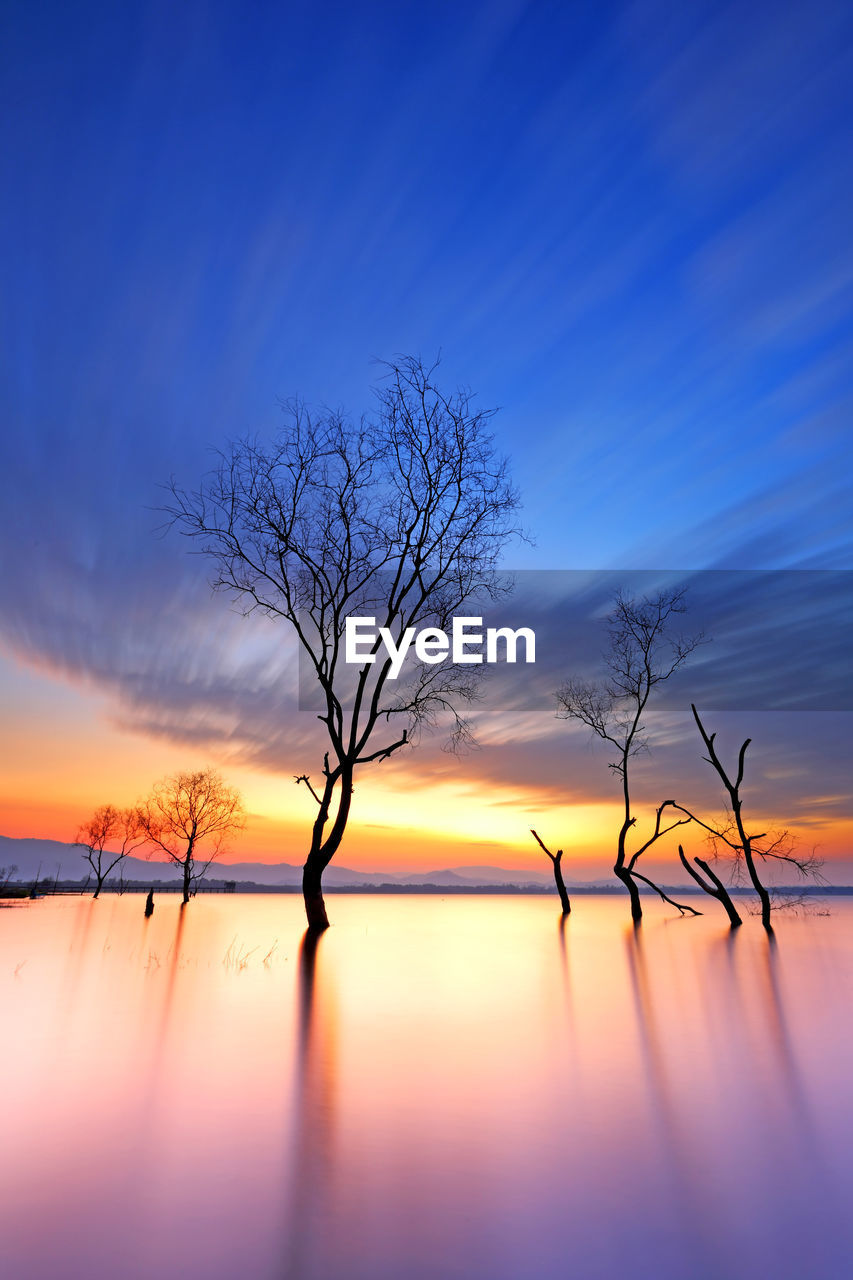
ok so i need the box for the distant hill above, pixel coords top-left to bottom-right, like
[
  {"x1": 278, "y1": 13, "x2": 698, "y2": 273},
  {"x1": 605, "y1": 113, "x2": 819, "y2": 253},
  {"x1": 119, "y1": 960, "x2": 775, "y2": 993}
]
[
  {"x1": 0, "y1": 834, "x2": 567, "y2": 889},
  {"x1": 0, "y1": 834, "x2": 183, "y2": 885},
  {"x1": 5, "y1": 836, "x2": 846, "y2": 896}
]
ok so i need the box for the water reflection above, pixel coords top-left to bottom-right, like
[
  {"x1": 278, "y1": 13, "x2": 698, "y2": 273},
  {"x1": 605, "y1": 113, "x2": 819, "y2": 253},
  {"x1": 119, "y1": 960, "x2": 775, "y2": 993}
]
[
  {"x1": 760, "y1": 933, "x2": 810, "y2": 1124},
  {"x1": 51, "y1": 894, "x2": 98, "y2": 1040},
  {"x1": 556, "y1": 913, "x2": 571, "y2": 1005},
  {"x1": 0, "y1": 894, "x2": 851, "y2": 1279},
  {"x1": 624, "y1": 924, "x2": 728, "y2": 1278},
  {"x1": 138, "y1": 903, "x2": 187, "y2": 1109},
  {"x1": 282, "y1": 929, "x2": 338, "y2": 1279}
]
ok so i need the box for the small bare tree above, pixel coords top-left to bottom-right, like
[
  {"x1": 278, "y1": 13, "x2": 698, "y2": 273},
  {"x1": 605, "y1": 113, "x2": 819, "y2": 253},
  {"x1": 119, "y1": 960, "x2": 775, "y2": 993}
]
[
  {"x1": 672, "y1": 705, "x2": 823, "y2": 931},
  {"x1": 75, "y1": 805, "x2": 144, "y2": 898},
  {"x1": 167, "y1": 356, "x2": 522, "y2": 931},
  {"x1": 556, "y1": 588, "x2": 703, "y2": 923},
  {"x1": 138, "y1": 768, "x2": 245, "y2": 905},
  {"x1": 530, "y1": 829, "x2": 571, "y2": 914},
  {"x1": 0, "y1": 864, "x2": 19, "y2": 893}
]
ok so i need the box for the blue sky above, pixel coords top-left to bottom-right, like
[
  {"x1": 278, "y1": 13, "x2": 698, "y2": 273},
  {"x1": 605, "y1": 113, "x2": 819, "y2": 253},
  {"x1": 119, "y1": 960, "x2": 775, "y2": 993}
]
[
  {"x1": 2, "y1": 0, "x2": 853, "y2": 869},
  {"x1": 4, "y1": 0, "x2": 853, "y2": 572}
]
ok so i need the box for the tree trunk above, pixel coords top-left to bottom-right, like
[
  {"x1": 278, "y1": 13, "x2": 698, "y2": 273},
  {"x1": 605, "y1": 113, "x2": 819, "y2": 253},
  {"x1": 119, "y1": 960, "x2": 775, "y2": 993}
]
[
  {"x1": 733, "y1": 795, "x2": 772, "y2": 929},
  {"x1": 530, "y1": 831, "x2": 571, "y2": 915},
  {"x1": 693, "y1": 853, "x2": 742, "y2": 928},
  {"x1": 553, "y1": 852, "x2": 571, "y2": 915},
  {"x1": 301, "y1": 766, "x2": 354, "y2": 931},
  {"x1": 743, "y1": 846, "x2": 772, "y2": 931},
  {"x1": 182, "y1": 860, "x2": 191, "y2": 905},
  {"x1": 93, "y1": 878, "x2": 103, "y2": 900},
  {"x1": 615, "y1": 783, "x2": 642, "y2": 921},
  {"x1": 302, "y1": 856, "x2": 330, "y2": 933},
  {"x1": 678, "y1": 846, "x2": 741, "y2": 927},
  {"x1": 615, "y1": 866, "x2": 642, "y2": 922},
  {"x1": 690, "y1": 709, "x2": 772, "y2": 932}
]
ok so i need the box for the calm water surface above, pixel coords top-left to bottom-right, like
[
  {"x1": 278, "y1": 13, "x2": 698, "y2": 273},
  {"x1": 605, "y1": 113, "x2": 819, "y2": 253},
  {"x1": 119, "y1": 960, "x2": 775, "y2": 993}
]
[{"x1": 1, "y1": 893, "x2": 852, "y2": 1279}]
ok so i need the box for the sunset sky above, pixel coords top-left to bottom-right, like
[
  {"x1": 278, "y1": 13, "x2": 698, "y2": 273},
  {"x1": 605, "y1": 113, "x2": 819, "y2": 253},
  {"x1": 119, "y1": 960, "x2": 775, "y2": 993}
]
[{"x1": 2, "y1": 0, "x2": 853, "y2": 881}]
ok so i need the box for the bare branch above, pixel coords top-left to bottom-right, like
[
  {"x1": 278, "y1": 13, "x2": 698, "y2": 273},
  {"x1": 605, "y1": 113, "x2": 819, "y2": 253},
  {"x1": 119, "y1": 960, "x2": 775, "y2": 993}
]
[
  {"x1": 357, "y1": 728, "x2": 409, "y2": 765},
  {"x1": 294, "y1": 774, "x2": 323, "y2": 807},
  {"x1": 631, "y1": 871, "x2": 702, "y2": 917},
  {"x1": 530, "y1": 827, "x2": 557, "y2": 864},
  {"x1": 677, "y1": 844, "x2": 742, "y2": 927}
]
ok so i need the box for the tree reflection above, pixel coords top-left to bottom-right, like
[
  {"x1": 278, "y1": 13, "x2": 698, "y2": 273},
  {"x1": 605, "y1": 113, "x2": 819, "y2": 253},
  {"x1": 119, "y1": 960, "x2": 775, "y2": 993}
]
[
  {"x1": 625, "y1": 925, "x2": 725, "y2": 1277},
  {"x1": 283, "y1": 928, "x2": 338, "y2": 1280}
]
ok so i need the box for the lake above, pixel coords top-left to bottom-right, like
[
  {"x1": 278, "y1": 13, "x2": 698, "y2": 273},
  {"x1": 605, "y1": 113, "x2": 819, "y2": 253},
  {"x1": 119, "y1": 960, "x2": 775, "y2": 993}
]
[{"x1": 1, "y1": 892, "x2": 852, "y2": 1279}]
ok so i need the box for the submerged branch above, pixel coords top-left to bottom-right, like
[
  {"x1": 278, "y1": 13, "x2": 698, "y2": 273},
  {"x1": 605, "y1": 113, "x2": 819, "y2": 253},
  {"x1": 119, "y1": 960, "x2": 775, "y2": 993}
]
[{"x1": 631, "y1": 871, "x2": 702, "y2": 917}]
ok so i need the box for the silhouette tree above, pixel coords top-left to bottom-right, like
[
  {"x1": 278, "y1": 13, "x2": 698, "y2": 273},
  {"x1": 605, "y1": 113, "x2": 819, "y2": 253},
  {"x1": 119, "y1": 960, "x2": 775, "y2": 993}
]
[
  {"x1": 0, "y1": 864, "x2": 18, "y2": 892},
  {"x1": 75, "y1": 805, "x2": 144, "y2": 898},
  {"x1": 556, "y1": 588, "x2": 702, "y2": 923},
  {"x1": 672, "y1": 705, "x2": 823, "y2": 931},
  {"x1": 530, "y1": 828, "x2": 571, "y2": 914},
  {"x1": 166, "y1": 356, "x2": 522, "y2": 930},
  {"x1": 138, "y1": 768, "x2": 245, "y2": 905}
]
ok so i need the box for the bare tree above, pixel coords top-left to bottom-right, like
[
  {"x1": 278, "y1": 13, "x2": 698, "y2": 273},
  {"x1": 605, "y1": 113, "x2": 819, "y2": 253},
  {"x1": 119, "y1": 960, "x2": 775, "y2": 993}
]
[
  {"x1": 166, "y1": 356, "x2": 522, "y2": 931},
  {"x1": 556, "y1": 588, "x2": 703, "y2": 923},
  {"x1": 0, "y1": 864, "x2": 19, "y2": 893},
  {"x1": 530, "y1": 829, "x2": 571, "y2": 914},
  {"x1": 672, "y1": 705, "x2": 823, "y2": 931},
  {"x1": 138, "y1": 768, "x2": 245, "y2": 905},
  {"x1": 75, "y1": 805, "x2": 144, "y2": 898}
]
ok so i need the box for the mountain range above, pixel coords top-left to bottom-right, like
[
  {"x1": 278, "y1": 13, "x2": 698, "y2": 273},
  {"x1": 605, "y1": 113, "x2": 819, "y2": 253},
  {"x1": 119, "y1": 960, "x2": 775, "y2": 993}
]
[{"x1": 0, "y1": 834, "x2": 584, "y2": 889}]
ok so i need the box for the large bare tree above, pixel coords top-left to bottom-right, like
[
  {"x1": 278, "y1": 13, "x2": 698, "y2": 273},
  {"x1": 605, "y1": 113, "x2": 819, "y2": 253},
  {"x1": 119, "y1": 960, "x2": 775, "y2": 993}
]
[
  {"x1": 138, "y1": 768, "x2": 245, "y2": 904},
  {"x1": 556, "y1": 588, "x2": 702, "y2": 923},
  {"x1": 75, "y1": 804, "x2": 145, "y2": 898},
  {"x1": 167, "y1": 356, "x2": 522, "y2": 930}
]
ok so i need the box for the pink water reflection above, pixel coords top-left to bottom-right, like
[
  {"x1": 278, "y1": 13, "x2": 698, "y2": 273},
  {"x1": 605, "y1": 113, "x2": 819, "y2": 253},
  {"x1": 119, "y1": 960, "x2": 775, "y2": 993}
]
[{"x1": 1, "y1": 894, "x2": 852, "y2": 1278}]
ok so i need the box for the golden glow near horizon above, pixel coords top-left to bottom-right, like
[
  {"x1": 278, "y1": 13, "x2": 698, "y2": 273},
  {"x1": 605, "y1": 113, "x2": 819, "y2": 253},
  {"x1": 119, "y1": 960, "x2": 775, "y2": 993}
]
[{"x1": 2, "y1": 645, "x2": 853, "y2": 876}]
